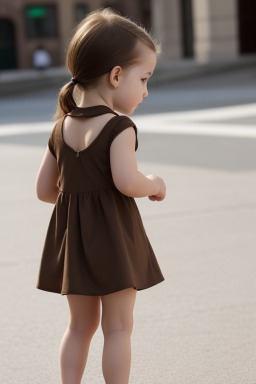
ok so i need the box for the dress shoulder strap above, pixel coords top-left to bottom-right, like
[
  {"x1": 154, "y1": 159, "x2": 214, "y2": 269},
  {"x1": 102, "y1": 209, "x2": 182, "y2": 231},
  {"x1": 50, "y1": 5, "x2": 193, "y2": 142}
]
[
  {"x1": 48, "y1": 116, "x2": 68, "y2": 158},
  {"x1": 108, "y1": 115, "x2": 138, "y2": 152},
  {"x1": 47, "y1": 120, "x2": 60, "y2": 158}
]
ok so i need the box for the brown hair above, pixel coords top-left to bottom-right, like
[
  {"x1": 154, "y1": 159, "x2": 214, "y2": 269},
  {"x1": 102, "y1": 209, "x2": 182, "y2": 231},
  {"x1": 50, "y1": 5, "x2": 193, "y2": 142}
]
[{"x1": 53, "y1": 7, "x2": 161, "y2": 120}]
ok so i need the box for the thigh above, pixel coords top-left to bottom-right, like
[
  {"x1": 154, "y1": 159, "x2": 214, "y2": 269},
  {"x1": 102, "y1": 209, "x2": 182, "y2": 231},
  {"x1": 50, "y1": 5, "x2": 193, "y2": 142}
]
[
  {"x1": 66, "y1": 294, "x2": 101, "y2": 332},
  {"x1": 101, "y1": 288, "x2": 137, "y2": 334}
]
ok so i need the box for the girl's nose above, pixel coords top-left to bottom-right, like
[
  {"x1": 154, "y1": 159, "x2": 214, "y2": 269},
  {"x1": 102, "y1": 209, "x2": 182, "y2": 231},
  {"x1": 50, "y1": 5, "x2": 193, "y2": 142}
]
[{"x1": 143, "y1": 88, "x2": 148, "y2": 97}]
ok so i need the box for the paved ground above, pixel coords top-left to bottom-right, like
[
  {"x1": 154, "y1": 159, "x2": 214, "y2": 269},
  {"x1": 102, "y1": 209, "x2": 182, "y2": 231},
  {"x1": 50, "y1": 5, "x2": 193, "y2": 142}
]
[{"x1": 0, "y1": 67, "x2": 256, "y2": 383}]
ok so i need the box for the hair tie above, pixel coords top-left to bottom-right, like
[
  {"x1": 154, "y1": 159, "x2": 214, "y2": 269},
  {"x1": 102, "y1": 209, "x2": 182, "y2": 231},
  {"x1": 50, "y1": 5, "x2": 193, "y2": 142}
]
[{"x1": 71, "y1": 77, "x2": 78, "y2": 84}]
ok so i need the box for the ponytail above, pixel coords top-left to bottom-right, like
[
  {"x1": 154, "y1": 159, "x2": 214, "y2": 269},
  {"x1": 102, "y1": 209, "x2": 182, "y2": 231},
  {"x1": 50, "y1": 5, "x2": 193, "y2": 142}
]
[{"x1": 53, "y1": 80, "x2": 77, "y2": 120}]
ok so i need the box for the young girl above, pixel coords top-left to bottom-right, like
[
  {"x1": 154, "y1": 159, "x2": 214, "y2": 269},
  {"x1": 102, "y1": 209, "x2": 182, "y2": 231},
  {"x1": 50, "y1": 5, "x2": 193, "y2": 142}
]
[{"x1": 35, "y1": 7, "x2": 166, "y2": 384}]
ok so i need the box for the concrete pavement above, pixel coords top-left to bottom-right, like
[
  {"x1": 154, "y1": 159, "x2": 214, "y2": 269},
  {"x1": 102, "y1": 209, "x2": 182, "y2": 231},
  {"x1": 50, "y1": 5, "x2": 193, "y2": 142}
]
[{"x1": 0, "y1": 69, "x2": 256, "y2": 383}]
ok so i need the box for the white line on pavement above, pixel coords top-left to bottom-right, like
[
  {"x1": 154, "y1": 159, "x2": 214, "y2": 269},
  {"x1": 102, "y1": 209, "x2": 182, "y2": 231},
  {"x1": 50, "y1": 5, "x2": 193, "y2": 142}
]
[
  {"x1": 133, "y1": 103, "x2": 256, "y2": 122},
  {"x1": 0, "y1": 122, "x2": 53, "y2": 136},
  {"x1": 0, "y1": 103, "x2": 255, "y2": 138},
  {"x1": 136, "y1": 122, "x2": 256, "y2": 138}
]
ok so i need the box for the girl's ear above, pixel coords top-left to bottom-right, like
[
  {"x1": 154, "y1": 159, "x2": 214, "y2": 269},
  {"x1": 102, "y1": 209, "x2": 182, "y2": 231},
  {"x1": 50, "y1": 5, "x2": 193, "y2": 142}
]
[{"x1": 109, "y1": 66, "x2": 122, "y2": 88}]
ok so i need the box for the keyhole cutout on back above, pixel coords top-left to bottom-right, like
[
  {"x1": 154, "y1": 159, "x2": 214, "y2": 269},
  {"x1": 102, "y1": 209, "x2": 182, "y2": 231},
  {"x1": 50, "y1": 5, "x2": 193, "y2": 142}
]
[{"x1": 61, "y1": 113, "x2": 117, "y2": 153}]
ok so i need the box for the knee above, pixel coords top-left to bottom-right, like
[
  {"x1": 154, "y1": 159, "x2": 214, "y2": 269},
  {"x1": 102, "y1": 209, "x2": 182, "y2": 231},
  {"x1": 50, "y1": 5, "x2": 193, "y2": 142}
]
[
  {"x1": 101, "y1": 314, "x2": 134, "y2": 337},
  {"x1": 70, "y1": 314, "x2": 100, "y2": 335}
]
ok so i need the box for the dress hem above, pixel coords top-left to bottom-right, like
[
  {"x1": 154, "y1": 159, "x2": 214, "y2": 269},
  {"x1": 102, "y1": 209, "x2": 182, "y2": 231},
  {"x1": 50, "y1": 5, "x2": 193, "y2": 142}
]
[{"x1": 36, "y1": 277, "x2": 165, "y2": 296}]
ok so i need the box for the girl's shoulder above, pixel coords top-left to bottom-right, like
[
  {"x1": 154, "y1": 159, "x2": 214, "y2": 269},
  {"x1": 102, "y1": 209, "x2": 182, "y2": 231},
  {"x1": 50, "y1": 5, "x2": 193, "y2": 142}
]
[
  {"x1": 108, "y1": 115, "x2": 138, "y2": 152},
  {"x1": 47, "y1": 118, "x2": 63, "y2": 158}
]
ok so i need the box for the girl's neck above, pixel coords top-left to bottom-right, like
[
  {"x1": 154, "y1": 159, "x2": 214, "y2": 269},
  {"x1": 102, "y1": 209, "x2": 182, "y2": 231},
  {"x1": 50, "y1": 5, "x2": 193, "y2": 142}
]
[
  {"x1": 77, "y1": 102, "x2": 112, "y2": 109},
  {"x1": 78, "y1": 90, "x2": 113, "y2": 110}
]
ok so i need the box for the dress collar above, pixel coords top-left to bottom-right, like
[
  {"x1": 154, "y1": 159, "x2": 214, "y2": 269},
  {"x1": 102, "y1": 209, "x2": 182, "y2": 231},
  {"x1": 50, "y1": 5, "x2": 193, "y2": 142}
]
[{"x1": 67, "y1": 105, "x2": 119, "y2": 117}]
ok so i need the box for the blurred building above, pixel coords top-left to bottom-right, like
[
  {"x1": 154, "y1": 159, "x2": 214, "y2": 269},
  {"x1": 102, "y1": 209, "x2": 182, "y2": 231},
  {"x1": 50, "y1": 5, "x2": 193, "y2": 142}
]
[{"x1": 0, "y1": 0, "x2": 255, "y2": 70}]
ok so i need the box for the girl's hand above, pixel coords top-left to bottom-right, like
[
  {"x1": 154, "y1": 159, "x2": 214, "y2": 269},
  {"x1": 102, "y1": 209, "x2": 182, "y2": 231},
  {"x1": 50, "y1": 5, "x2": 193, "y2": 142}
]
[
  {"x1": 148, "y1": 195, "x2": 162, "y2": 201},
  {"x1": 146, "y1": 174, "x2": 166, "y2": 202}
]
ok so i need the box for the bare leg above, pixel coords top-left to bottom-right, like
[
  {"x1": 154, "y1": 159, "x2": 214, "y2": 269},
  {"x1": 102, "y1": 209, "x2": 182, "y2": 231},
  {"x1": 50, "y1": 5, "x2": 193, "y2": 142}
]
[
  {"x1": 60, "y1": 294, "x2": 101, "y2": 384},
  {"x1": 101, "y1": 287, "x2": 137, "y2": 384}
]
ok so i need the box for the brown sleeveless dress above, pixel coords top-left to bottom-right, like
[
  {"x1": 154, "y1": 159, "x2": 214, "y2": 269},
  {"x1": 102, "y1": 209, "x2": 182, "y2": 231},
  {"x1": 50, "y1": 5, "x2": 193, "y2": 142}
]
[{"x1": 36, "y1": 105, "x2": 165, "y2": 296}]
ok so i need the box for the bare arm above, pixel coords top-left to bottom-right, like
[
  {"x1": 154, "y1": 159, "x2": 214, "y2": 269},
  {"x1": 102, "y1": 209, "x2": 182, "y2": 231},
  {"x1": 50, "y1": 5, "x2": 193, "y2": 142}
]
[
  {"x1": 110, "y1": 127, "x2": 159, "y2": 198},
  {"x1": 122, "y1": 170, "x2": 159, "y2": 198}
]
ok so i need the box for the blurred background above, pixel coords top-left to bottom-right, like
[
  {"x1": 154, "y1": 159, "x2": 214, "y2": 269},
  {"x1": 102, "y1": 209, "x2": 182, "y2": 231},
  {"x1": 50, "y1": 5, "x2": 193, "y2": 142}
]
[
  {"x1": 1, "y1": 0, "x2": 256, "y2": 69},
  {"x1": 0, "y1": 1, "x2": 256, "y2": 384},
  {"x1": 1, "y1": 0, "x2": 256, "y2": 94}
]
